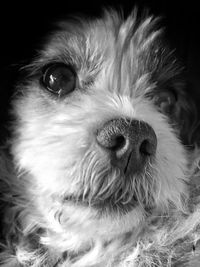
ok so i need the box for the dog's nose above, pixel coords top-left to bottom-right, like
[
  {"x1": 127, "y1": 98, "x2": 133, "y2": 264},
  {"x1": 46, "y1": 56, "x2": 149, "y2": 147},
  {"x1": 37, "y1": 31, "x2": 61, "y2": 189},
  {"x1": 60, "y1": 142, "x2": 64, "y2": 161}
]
[{"x1": 96, "y1": 118, "x2": 157, "y2": 175}]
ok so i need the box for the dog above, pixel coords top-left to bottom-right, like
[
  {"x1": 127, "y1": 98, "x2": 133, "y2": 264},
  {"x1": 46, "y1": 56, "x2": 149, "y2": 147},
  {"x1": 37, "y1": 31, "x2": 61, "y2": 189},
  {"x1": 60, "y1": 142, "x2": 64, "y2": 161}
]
[{"x1": 0, "y1": 8, "x2": 200, "y2": 267}]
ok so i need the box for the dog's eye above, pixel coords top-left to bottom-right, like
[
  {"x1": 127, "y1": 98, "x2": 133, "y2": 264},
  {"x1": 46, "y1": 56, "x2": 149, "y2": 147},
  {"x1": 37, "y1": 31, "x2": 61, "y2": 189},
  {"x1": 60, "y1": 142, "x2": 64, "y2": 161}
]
[
  {"x1": 153, "y1": 89, "x2": 177, "y2": 114},
  {"x1": 41, "y1": 63, "x2": 76, "y2": 96}
]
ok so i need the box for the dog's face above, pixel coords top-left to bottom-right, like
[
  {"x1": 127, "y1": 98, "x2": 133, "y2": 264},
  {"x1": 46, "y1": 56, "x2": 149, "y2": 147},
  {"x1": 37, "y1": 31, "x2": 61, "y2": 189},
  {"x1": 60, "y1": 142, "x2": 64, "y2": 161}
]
[{"x1": 11, "y1": 10, "x2": 192, "y2": 247}]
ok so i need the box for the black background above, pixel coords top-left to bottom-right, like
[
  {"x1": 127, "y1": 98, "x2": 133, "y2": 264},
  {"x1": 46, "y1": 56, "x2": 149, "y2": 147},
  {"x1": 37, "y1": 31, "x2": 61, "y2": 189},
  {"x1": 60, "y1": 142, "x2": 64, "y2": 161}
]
[{"x1": 0, "y1": 0, "x2": 200, "y2": 139}]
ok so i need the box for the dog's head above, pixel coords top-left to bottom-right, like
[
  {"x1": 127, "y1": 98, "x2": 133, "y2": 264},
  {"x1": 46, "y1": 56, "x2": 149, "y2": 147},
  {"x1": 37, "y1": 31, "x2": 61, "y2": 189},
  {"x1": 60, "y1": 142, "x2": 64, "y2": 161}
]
[{"x1": 11, "y1": 9, "x2": 195, "y2": 248}]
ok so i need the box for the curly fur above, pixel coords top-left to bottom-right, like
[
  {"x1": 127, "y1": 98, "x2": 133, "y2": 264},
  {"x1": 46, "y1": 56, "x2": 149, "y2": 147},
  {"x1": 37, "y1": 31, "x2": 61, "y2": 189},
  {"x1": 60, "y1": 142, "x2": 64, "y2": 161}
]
[{"x1": 0, "y1": 8, "x2": 199, "y2": 267}]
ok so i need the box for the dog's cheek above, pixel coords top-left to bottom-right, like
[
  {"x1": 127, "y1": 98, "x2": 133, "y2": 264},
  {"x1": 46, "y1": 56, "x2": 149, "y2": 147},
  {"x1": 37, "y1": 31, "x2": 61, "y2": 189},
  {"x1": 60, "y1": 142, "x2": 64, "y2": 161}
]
[
  {"x1": 152, "y1": 114, "x2": 188, "y2": 210},
  {"x1": 12, "y1": 131, "x2": 89, "y2": 195},
  {"x1": 134, "y1": 101, "x2": 188, "y2": 209},
  {"x1": 11, "y1": 97, "x2": 87, "y2": 194},
  {"x1": 155, "y1": 134, "x2": 188, "y2": 210}
]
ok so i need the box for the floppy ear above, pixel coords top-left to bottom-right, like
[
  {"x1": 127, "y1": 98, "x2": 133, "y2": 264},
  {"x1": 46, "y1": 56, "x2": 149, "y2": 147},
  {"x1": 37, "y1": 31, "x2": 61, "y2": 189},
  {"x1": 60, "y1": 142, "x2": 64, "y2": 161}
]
[
  {"x1": 174, "y1": 82, "x2": 199, "y2": 147},
  {"x1": 149, "y1": 79, "x2": 198, "y2": 147}
]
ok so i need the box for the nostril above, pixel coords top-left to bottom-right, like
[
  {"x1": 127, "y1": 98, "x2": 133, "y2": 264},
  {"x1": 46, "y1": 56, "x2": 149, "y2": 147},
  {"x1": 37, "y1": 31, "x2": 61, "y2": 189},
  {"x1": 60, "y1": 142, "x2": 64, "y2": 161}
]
[
  {"x1": 110, "y1": 135, "x2": 126, "y2": 151},
  {"x1": 139, "y1": 139, "x2": 156, "y2": 156},
  {"x1": 96, "y1": 123, "x2": 127, "y2": 152}
]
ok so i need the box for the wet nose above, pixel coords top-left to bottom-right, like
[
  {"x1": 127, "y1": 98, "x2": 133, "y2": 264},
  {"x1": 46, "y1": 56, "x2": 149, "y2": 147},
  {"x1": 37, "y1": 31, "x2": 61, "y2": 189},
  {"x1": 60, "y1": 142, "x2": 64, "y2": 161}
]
[{"x1": 96, "y1": 118, "x2": 157, "y2": 175}]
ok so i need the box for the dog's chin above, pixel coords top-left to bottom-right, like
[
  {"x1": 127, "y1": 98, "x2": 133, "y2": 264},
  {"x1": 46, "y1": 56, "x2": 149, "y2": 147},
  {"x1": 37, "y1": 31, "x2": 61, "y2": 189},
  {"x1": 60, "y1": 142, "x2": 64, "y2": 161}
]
[{"x1": 59, "y1": 194, "x2": 146, "y2": 243}]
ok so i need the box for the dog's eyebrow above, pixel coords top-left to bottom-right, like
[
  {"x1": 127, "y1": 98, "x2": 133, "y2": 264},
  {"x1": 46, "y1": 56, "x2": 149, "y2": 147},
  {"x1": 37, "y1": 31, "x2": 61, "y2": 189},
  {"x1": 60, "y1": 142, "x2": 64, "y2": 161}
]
[
  {"x1": 24, "y1": 52, "x2": 75, "y2": 73},
  {"x1": 24, "y1": 38, "x2": 104, "y2": 83}
]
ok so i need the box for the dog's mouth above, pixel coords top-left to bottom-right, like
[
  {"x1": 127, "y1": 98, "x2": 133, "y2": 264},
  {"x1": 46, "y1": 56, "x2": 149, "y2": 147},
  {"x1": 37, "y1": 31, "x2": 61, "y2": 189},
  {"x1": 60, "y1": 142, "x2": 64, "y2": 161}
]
[
  {"x1": 63, "y1": 159, "x2": 156, "y2": 214},
  {"x1": 64, "y1": 193, "x2": 139, "y2": 214}
]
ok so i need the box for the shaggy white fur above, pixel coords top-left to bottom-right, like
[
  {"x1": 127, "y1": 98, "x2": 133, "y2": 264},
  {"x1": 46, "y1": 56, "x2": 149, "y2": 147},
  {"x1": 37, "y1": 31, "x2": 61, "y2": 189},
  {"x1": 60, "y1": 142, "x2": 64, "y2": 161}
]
[
  {"x1": 0, "y1": 8, "x2": 199, "y2": 267},
  {"x1": 0, "y1": 149, "x2": 200, "y2": 266}
]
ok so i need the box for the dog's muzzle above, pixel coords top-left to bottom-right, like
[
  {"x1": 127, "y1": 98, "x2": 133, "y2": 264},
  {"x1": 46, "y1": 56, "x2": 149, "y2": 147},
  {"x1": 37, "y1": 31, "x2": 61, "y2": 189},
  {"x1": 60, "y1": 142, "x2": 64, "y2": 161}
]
[
  {"x1": 64, "y1": 118, "x2": 157, "y2": 213},
  {"x1": 96, "y1": 118, "x2": 157, "y2": 176}
]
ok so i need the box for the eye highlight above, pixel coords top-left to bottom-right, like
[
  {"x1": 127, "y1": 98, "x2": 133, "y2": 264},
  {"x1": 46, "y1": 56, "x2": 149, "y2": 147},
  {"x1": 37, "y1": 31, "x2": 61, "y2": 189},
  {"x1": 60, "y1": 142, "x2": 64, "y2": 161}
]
[{"x1": 41, "y1": 63, "x2": 77, "y2": 97}]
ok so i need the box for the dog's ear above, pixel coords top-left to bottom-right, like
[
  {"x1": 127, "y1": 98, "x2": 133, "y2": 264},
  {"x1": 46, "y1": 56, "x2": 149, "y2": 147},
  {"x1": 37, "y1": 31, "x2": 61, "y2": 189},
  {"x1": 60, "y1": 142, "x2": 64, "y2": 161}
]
[
  {"x1": 178, "y1": 95, "x2": 198, "y2": 147},
  {"x1": 178, "y1": 83, "x2": 200, "y2": 147},
  {"x1": 150, "y1": 80, "x2": 199, "y2": 147},
  {"x1": 171, "y1": 80, "x2": 199, "y2": 147}
]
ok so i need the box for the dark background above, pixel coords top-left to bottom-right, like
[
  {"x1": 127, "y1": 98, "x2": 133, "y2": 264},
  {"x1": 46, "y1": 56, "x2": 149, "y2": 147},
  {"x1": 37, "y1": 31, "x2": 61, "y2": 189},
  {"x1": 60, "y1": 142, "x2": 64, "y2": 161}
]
[{"x1": 0, "y1": 0, "x2": 200, "y2": 140}]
